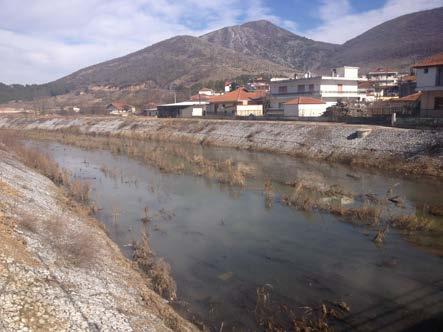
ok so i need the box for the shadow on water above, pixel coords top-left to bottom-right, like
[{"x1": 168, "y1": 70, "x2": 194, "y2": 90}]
[{"x1": 28, "y1": 138, "x2": 443, "y2": 331}]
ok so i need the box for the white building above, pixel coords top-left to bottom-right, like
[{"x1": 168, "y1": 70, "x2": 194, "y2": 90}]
[
  {"x1": 283, "y1": 97, "x2": 327, "y2": 117},
  {"x1": 270, "y1": 66, "x2": 360, "y2": 111},
  {"x1": 198, "y1": 88, "x2": 216, "y2": 96},
  {"x1": 157, "y1": 101, "x2": 209, "y2": 118},
  {"x1": 413, "y1": 52, "x2": 443, "y2": 116},
  {"x1": 106, "y1": 102, "x2": 136, "y2": 116},
  {"x1": 367, "y1": 68, "x2": 399, "y2": 98}
]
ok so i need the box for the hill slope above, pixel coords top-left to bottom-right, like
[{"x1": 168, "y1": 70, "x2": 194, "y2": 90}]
[
  {"x1": 200, "y1": 20, "x2": 338, "y2": 71},
  {"x1": 53, "y1": 35, "x2": 292, "y2": 91},
  {"x1": 323, "y1": 7, "x2": 443, "y2": 72}
]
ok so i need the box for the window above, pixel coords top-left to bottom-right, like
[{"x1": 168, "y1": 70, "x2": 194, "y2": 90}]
[
  {"x1": 337, "y1": 84, "x2": 343, "y2": 93},
  {"x1": 437, "y1": 67, "x2": 443, "y2": 86},
  {"x1": 424, "y1": 68, "x2": 429, "y2": 74},
  {"x1": 309, "y1": 84, "x2": 314, "y2": 92},
  {"x1": 278, "y1": 86, "x2": 287, "y2": 93},
  {"x1": 435, "y1": 97, "x2": 443, "y2": 110},
  {"x1": 297, "y1": 85, "x2": 305, "y2": 93}
]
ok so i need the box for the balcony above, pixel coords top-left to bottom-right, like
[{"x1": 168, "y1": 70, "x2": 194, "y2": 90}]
[{"x1": 271, "y1": 90, "x2": 358, "y2": 96}]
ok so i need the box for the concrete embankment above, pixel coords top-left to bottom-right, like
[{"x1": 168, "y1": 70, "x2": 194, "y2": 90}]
[
  {"x1": 0, "y1": 115, "x2": 442, "y2": 177},
  {"x1": 0, "y1": 147, "x2": 196, "y2": 331}
]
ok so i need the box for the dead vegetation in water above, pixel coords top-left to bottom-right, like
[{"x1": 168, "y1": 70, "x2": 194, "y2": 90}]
[
  {"x1": 100, "y1": 165, "x2": 118, "y2": 179},
  {"x1": 264, "y1": 178, "x2": 275, "y2": 208},
  {"x1": 133, "y1": 231, "x2": 177, "y2": 301},
  {"x1": 255, "y1": 285, "x2": 350, "y2": 331},
  {"x1": 4, "y1": 129, "x2": 254, "y2": 189},
  {"x1": 388, "y1": 214, "x2": 432, "y2": 231}
]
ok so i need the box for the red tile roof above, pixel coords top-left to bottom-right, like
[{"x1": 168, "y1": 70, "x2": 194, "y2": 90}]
[
  {"x1": 358, "y1": 81, "x2": 373, "y2": 89},
  {"x1": 209, "y1": 88, "x2": 266, "y2": 103},
  {"x1": 396, "y1": 92, "x2": 422, "y2": 102},
  {"x1": 413, "y1": 52, "x2": 443, "y2": 68},
  {"x1": 284, "y1": 97, "x2": 325, "y2": 105},
  {"x1": 190, "y1": 94, "x2": 211, "y2": 101}
]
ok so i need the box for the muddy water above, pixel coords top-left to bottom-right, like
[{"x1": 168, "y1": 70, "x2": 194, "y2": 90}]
[{"x1": 32, "y1": 140, "x2": 442, "y2": 331}]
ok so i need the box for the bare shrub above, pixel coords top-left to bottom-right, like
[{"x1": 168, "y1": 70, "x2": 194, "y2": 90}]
[{"x1": 69, "y1": 180, "x2": 90, "y2": 204}]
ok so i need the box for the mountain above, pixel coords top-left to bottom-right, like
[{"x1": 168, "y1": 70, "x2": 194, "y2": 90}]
[
  {"x1": 200, "y1": 20, "x2": 338, "y2": 71},
  {"x1": 322, "y1": 7, "x2": 443, "y2": 72},
  {"x1": 52, "y1": 35, "x2": 292, "y2": 91}
]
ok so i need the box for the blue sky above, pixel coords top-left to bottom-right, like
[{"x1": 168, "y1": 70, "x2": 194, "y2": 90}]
[{"x1": 0, "y1": 0, "x2": 442, "y2": 84}]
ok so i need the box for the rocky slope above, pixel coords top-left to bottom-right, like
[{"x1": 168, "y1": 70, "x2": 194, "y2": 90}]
[
  {"x1": 200, "y1": 20, "x2": 338, "y2": 71},
  {"x1": 0, "y1": 146, "x2": 196, "y2": 331}
]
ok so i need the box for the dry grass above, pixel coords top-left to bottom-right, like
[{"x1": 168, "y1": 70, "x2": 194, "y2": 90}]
[
  {"x1": 389, "y1": 214, "x2": 432, "y2": 231},
  {"x1": 69, "y1": 179, "x2": 90, "y2": 204},
  {"x1": 263, "y1": 178, "x2": 275, "y2": 209},
  {"x1": 254, "y1": 284, "x2": 349, "y2": 331},
  {"x1": 133, "y1": 232, "x2": 177, "y2": 300}
]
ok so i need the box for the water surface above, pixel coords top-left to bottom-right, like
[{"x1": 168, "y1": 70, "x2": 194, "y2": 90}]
[{"x1": 32, "y1": 140, "x2": 443, "y2": 331}]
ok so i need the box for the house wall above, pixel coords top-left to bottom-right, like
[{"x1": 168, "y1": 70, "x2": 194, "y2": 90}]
[
  {"x1": 192, "y1": 107, "x2": 204, "y2": 116},
  {"x1": 284, "y1": 104, "x2": 326, "y2": 117},
  {"x1": 421, "y1": 90, "x2": 443, "y2": 110},
  {"x1": 335, "y1": 67, "x2": 359, "y2": 79},
  {"x1": 270, "y1": 77, "x2": 359, "y2": 109},
  {"x1": 416, "y1": 67, "x2": 438, "y2": 90},
  {"x1": 236, "y1": 105, "x2": 263, "y2": 117}
]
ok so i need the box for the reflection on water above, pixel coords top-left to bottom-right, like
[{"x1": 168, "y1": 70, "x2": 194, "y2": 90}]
[{"x1": 31, "y1": 140, "x2": 443, "y2": 331}]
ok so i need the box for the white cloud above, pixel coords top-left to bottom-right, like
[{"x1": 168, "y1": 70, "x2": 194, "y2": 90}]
[
  {"x1": 0, "y1": 0, "x2": 246, "y2": 84},
  {"x1": 305, "y1": 0, "x2": 443, "y2": 44},
  {"x1": 0, "y1": 0, "x2": 442, "y2": 84}
]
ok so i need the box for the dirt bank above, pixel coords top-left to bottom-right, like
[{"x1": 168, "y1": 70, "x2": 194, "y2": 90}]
[
  {"x1": 0, "y1": 147, "x2": 196, "y2": 331},
  {"x1": 0, "y1": 115, "x2": 442, "y2": 177}
]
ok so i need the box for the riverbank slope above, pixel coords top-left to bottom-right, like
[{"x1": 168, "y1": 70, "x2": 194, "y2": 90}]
[
  {"x1": 0, "y1": 147, "x2": 196, "y2": 331},
  {"x1": 0, "y1": 115, "x2": 441, "y2": 177}
]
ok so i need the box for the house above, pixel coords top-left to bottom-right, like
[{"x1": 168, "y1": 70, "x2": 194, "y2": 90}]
[
  {"x1": 208, "y1": 87, "x2": 266, "y2": 117},
  {"x1": 157, "y1": 101, "x2": 208, "y2": 118},
  {"x1": 247, "y1": 78, "x2": 270, "y2": 92},
  {"x1": 357, "y1": 81, "x2": 376, "y2": 102},
  {"x1": 367, "y1": 68, "x2": 399, "y2": 98},
  {"x1": 283, "y1": 97, "x2": 327, "y2": 117},
  {"x1": 198, "y1": 88, "x2": 216, "y2": 96},
  {"x1": 413, "y1": 52, "x2": 443, "y2": 117},
  {"x1": 142, "y1": 104, "x2": 158, "y2": 117},
  {"x1": 270, "y1": 66, "x2": 361, "y2": 111},
  {"x1": 368, "y1": 92, "x2": 422, "y2": 116},
  {"x1": 107, "y1": 102, "x2": 136, "y2": 116},
  {"x1": 398, "y1": 74, "x2": 417, "y2": 97}
]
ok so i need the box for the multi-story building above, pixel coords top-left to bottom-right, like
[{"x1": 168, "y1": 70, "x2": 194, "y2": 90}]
[
  {"x1": 413, "y1": 52, "x2": 443, "y2": 116},
  {"x1": 270, "y1": 66, "x2": 360, "y2": 111},
  {"x1": 366, "y1": 68, "x2": 399, "y2": 98}
]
